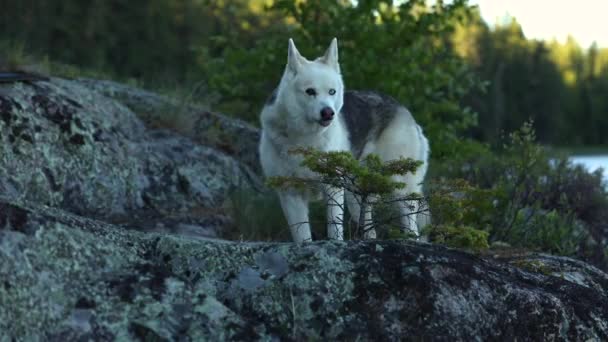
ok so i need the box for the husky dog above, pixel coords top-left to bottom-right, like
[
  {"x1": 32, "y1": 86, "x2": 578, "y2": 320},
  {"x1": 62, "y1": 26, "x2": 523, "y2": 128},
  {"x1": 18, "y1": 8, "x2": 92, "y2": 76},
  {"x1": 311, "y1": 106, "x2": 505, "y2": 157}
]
[{"x1": 259, "y1": 38, "x2": 429, "y2": 243}]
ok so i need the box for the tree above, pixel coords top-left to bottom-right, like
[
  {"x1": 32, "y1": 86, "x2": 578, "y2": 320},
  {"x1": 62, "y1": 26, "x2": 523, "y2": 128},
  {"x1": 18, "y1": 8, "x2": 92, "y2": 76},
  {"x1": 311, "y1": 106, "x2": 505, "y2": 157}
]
[{"x1": 267, "y1": 148, "x2": 425, "y2": 239}]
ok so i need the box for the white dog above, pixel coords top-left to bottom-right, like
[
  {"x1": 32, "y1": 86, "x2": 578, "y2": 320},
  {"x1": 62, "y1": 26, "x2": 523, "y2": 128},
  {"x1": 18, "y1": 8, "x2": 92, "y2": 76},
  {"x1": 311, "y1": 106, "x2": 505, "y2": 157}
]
[{"x1": 259, "y1": 38, "x2": 429, "y2": 243}]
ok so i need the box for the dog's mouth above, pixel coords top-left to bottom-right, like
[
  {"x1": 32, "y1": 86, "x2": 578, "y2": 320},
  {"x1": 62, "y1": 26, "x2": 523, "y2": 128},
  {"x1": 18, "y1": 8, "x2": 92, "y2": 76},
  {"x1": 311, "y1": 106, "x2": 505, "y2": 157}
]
[{"x1": 319, "y1": 119, "x2": 333, "y2": 127}]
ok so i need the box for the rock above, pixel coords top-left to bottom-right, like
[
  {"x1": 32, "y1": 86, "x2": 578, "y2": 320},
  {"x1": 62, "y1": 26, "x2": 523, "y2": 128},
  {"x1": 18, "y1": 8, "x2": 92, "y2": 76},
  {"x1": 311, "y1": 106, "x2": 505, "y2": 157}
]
[
  {"x1": 0, "y1": 78, "x2": 259, "y2": 237},
  {"x1": 1, "y1": 77, "x2": 607, "y2": 340},
  {"x1": 77, "y1": 79, "x2": 262, "y2": 174},
  {"x1": 1, "y1": 195, "x2": 607, "y2": 340}
]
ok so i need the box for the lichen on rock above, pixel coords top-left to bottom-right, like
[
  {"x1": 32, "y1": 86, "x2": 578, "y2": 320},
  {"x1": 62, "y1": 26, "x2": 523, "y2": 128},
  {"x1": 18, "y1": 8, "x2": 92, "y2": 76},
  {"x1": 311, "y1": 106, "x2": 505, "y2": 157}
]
[
  {"x1": 0, "y1": 78, "x2": 257, "y2": 237},
  {"x1": 0, "y1": 78, "x2": 607, "y2": 340}
]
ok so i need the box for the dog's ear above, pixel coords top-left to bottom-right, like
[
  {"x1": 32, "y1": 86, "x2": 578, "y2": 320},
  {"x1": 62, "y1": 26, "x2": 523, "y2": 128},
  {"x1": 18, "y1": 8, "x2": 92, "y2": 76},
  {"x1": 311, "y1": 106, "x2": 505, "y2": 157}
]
[
  {"x1": 320, "y1": 37, "x2": 340, "y2": 72},
  {"x1": 287, "y1": 38, "x2": 304, "y2": 74}
]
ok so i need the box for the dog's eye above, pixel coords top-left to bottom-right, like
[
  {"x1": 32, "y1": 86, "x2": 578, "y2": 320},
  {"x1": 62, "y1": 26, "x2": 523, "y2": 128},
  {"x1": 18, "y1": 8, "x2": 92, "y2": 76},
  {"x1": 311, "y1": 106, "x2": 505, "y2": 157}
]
[
  {"x1": 305, "y1": 88, "x2": 317, "y2": 96},
  {"x1": 329, "y1": 89, "x2": 336, "y2": 95}
]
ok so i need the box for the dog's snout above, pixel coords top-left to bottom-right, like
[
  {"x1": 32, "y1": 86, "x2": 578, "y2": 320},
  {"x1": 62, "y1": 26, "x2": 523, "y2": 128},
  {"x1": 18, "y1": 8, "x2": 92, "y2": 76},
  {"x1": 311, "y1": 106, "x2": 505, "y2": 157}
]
[{"x1": 320, "y1": 107, "x2": 335, "y2": 120}]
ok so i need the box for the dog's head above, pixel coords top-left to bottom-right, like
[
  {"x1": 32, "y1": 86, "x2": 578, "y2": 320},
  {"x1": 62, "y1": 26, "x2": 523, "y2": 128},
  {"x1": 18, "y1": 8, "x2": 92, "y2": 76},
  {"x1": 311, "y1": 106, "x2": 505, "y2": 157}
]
[{"x1": 277, "y1": 38, "x2": 344, "y2": 130}]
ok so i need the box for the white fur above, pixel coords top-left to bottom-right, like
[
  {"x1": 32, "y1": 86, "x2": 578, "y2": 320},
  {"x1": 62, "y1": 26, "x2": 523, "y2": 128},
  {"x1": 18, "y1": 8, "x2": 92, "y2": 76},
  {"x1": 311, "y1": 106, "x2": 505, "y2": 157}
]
[
  {"x1": 349, "y1": 110, "x2": 430, "y2": 238},
  {"x1": 259, "y1": 38, "x2": 429, "y2": 243}
]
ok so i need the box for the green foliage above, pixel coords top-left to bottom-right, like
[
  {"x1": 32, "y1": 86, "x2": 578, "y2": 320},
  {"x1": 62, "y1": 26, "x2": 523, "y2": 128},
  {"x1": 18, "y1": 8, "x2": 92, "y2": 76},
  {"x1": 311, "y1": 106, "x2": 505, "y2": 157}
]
[
  {"x1": 420, "y1": 177, "x2": 493, "y2": 251},
  {"x1": 268, "y1": 148, "x2": 423, "y2": 239},
  {"x1": 386, "y1": 224, "x2": 420, "y2": 240},
  {"x1": 223, "y1": 188, "x2": 328, "y2": 242},
  {"x1": 507, "y1": 209, "x2": 581, "y2": 256},
  {"x1": 0, "y1": 1, "x2": 484, "y2": 157},
  {"x1": 431, "y1": 121, "x2": 608, "y2": 266},
  {"x1": 223, "y1": 188, "x2": 291, "y2": 241},
  {"x1": 267, "y1": 148, "x2": 421, "y2": 196},
  {"x1": 263, "y1": 123, "x2": 605, "y2": 259},
  {"x1": 3, "y1": 0, "x2": 608, "y2": 147},
  {"x1": 453, "y1": 11, "x2": 608, "y2": 146},
  {"x1": 201, "y1": 0, "x2": 482, "y2": 158},
  {"x1": 510, "y1": 259, "x2": 552, "y2": 275},
  {"x1": 425, "y1": 225, "x2": 489, "y2": 251},
  {"x1": 426, "y1": 178, "x2": 496, "y2": 231},
  {"x1": 0, "y1": 40, "x2": 29, "y2": 71}
]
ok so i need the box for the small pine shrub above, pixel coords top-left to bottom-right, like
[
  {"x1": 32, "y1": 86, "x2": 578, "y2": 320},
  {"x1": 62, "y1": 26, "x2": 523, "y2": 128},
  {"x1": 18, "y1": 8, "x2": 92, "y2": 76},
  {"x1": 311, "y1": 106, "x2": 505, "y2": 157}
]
[
  {"x1": 425, "y1": 225, "x2": 489, "y2": 251},
  {"x1": 267, "y1": 147, "x2": 425, "y2": 240}
]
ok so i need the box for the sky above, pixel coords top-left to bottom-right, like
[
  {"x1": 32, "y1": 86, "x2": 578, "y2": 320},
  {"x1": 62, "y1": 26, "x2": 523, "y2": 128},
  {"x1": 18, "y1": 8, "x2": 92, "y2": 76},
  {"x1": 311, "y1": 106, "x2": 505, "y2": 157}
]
[{"x1": 470, "y1": 0, "x2": 608, "y2": 48}]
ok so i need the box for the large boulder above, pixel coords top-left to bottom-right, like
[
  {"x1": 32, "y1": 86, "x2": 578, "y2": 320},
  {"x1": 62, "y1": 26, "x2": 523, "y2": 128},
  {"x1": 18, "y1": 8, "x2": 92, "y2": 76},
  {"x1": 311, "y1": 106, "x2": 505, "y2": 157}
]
[
  {"x1": 1, "y1": 195, "x2": 607, "y2": 340},
  {"x1": 0, "y1": 78, "x2": 259, "y2": 237},
  {"x1": 77, "y1": 79, "x2": 262, "y2": 174}
]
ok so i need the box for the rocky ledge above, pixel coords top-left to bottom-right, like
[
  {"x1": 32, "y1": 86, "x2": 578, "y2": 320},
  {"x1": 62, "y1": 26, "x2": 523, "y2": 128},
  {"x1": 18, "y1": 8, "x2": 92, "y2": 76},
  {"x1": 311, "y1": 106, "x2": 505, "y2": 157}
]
[
  {"x1": 1, "y1": 196, "x2": 607, "y2": 340},
  {"x1": 0, "y1": 77, "x2": 607, "y2": 340}
]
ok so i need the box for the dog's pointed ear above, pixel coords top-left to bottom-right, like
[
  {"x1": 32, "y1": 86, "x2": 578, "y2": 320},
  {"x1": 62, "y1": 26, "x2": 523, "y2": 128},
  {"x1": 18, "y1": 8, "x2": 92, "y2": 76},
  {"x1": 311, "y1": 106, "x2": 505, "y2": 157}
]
[
  {"x1": 321, "y1": 37, "x2": 340, "y2": 72},
  {"x1": 287, "y1": 38, "x2": 304, "y2": 74}
]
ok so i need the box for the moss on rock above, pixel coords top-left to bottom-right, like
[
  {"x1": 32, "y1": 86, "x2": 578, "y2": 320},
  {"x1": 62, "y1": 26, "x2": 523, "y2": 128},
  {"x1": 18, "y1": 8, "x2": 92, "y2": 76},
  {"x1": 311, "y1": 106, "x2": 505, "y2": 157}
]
[
  {"x1": 1, "y1": 196, "x2": 608, "y2": 340},
  {"x1": 1, "y1": 78, "x2": 607, "y2": 340},
  {"x1": 0, "y1": 78, "x2": 258, "y2": 238}
]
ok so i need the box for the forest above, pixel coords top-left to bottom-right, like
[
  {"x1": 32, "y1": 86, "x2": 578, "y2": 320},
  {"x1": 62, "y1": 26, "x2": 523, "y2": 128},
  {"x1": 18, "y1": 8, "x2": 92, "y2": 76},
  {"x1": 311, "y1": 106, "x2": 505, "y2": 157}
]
[{"x1": 2, "y1": 0, "x2": 607, "y2": 147}]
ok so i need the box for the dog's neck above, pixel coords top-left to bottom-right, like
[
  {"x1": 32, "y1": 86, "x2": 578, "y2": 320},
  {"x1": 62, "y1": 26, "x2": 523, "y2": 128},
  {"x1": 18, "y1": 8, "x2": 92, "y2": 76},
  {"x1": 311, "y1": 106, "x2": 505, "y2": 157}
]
[{"x1": 265, "y1": 102, "x2": 334, "y2": 150}]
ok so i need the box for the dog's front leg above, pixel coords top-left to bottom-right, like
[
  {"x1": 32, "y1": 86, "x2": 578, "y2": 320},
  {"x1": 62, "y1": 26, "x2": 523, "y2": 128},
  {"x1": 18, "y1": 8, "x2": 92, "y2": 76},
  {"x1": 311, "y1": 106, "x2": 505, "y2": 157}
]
[
  {"x1": 278, "y1": 191, "x2": 312, "y2": 243},
  {"x1": 325, "y1": 186, "x2": 344, "y2": 240}
]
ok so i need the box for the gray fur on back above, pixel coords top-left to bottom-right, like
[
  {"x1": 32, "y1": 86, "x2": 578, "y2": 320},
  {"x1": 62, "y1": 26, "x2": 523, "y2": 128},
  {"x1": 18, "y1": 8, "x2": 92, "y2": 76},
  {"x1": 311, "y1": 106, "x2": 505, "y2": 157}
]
[
  {"x1": 341, "y1": 90, "x2": 411, "y2": 158},
  {"x1": 262, "y1": 88, "x2": 415, "y2": 158}
]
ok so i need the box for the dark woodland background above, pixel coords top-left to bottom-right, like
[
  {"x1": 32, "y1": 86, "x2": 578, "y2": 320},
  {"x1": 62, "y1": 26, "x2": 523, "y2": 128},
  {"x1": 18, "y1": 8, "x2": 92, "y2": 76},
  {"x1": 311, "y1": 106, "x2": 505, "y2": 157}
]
[{"x1": 1, "y1": 0, "x2": 607, "y2": 148}]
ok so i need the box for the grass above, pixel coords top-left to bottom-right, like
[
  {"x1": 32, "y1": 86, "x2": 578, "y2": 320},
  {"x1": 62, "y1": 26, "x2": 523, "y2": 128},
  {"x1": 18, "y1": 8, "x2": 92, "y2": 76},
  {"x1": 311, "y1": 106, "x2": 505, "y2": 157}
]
[
  {"x1": 1, "y1": 40, "x2": 126, "y2": 82},
  {"x1": 220, "y1": 186, "x2": 429, "y2": 242},
  {"x1": 0, "y1": 39, "x2": 213, "y2": 106},
  {"x1": 221, "y1": 189, "x2": 290, "y2": 241},
  {"x1": 221, "y1": 189, "x2": 335, "y2": 242},
  {"x1": 0, "y1": 39, "x2": 228, "y2": 148}
]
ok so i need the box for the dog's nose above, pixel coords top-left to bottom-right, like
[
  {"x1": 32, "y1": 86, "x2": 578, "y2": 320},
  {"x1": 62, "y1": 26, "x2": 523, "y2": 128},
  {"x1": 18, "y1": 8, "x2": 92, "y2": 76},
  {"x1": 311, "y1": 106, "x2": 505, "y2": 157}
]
[{"x1": 320, "y1": 107, "x2": 335, "y2": 121}]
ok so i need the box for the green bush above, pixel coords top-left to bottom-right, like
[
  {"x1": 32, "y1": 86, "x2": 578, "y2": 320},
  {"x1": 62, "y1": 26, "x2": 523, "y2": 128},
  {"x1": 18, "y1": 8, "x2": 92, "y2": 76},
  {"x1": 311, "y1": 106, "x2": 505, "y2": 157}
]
[
  {"x1": 506, "y1": 209, "x2": 582, "y2": 255},
  {"x1": 201, "y1": 0, "x2": 483, "y2": 159},
  {"x1": 426, "y1": 225, "x2": 489, "y2": 251},
  {"x1": 430, "y1": 121, "x2": 608, "y2": 265},
  {"x1": 267, "y1": 148, "x2": 424, "y2": 239}
]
